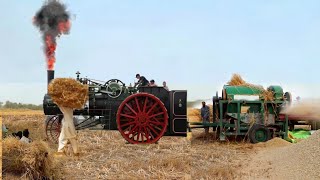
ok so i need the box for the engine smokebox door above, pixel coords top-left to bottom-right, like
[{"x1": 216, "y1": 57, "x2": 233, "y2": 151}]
[{"x1": 170, "y1": 91, "x2": 187, "y2": 136}]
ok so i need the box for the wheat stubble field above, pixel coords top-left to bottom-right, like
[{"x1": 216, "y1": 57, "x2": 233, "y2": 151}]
[{"x1": 1, "y1": 109, "x2": 319, "y2": 180}]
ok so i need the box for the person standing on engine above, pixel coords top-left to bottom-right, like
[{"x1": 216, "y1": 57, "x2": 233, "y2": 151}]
[
  {"x1": 201, "y1": 101, "x2": 210, "y2": 138},
  {"x1": 149, "y1": 80, "x2": 158, "y2": 87},
  {"x1": 135, "y1": 74, "x2": 149, "y2": 87},
  {"x1": 163, "y1": 81, "x2": 169, "y2": 91}
]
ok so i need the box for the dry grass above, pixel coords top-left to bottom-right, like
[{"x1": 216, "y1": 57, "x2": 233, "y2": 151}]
[
  {"x1": 48, "y1": 78, "x2": 88, "y2": 109},
  {"x1": 3, "y1": 110, "x2": 319, "y2": 180},
  {"x1": 0, "y1": 109, "x2": 43, "y2": 116}
]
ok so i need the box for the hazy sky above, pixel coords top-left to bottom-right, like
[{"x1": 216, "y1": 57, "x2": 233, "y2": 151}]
[{"x1": 1, "y1": 0, "x2": 320, "y2": 104}]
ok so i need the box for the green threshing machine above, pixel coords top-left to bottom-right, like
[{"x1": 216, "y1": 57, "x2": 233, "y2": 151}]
[{"x1": 190, "y1": 85, "x2": 293, "y2": 143}]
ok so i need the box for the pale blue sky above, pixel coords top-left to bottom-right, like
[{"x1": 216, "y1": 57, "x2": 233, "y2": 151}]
[{"x1": 0, "y1": 0, "x2": 320, "y2": 104}]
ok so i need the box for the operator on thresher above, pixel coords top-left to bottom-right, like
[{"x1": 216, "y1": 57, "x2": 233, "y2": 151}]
[
  {"x1": 135, "y1": 74, "x2": 149, "y2": 87},
  {"x1": 201, "y1": 101, "x2": 210, "y2": 137}
]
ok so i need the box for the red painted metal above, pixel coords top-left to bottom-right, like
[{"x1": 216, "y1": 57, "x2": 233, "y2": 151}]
[
  {"x1": 45, "y1": 116, "x2": 61, "y2": 143},
  {"x1": 117, "y1": 93, "x2": 168, "y2": 144}
]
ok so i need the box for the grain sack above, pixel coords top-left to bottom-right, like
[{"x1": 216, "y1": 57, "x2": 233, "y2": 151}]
[
  {"x1": 2, "y1": 137, "x2": 56, "y2": 179},
  {"x1": 48, "y1": 78, "x2": 88, "y2": 109}
]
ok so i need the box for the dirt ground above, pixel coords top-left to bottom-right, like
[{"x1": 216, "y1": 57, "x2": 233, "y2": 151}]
[{"x1": 1, "y1": 111, "x2": 319, "y2": 180}]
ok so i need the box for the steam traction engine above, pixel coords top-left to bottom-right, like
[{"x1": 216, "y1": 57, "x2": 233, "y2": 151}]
[{"x1": 43, "y1": 71, "x2": 188, "y2": 144}]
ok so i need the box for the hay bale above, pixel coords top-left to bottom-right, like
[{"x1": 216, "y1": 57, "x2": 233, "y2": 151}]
[
  {"x1": 2, "y1": 137, "x2": 55, "y2": 179},
  {"x1": 227, "y1": 74, "x2": 274, "y2": 101},
  {"x1": 48, "y1": 78, "x2": 88, "y2": 109}
]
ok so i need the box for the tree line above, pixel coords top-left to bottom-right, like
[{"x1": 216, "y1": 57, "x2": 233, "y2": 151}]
[{"x1": 0, "y1": 101, "x2": 42, "y2": 110}]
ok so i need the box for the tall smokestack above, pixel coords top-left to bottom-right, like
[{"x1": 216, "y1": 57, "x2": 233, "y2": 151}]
[{"x1": 47, "y1": 70, "x2": 54, "y2": 86}]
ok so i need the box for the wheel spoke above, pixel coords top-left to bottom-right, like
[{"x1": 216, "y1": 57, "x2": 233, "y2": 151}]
[
  {"x1": 147, "y1": 103, "x2": 158, "y2": 115},
  {"x1": 120, "y1": 121, "x2": 136, "y2": 128},
  {"x1": 137, "y1": 126, "x2": 142, "y2": 141},
  {"x1": 144, "y1": 127, "x2": 150, "y2": 142},
  {"x1": 149, "y1": 112, "x2": 164, "y2": 119},
  {"x1": 151, "y1": 117, "x2": 162, "y2": 123},
  {"x1": 149, "y1": 121, "x2": 165, "y2": 126},
  {"x1": 120, "y1": 113, "x2": 136, "y2": 119},
  {"x1": 125, "y1": 103, "x2": 137, "y2": 115},
  {"x1": 143, "y1": 97, "x2": 148, "y2": 113},
  {"x1": 148, "y1": 125, "x2": 160, "y2": 136},
  {"x1": 135, "y1": 97, "x2": 142, "y2": 113},
  {"x1": 126, "y1": 125, "x2": 139, "y2": 135}
]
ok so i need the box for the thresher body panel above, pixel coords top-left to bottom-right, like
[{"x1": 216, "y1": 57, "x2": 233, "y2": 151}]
[{"x1": 224, "y1": 85, "x2": 263, "y2": 99}]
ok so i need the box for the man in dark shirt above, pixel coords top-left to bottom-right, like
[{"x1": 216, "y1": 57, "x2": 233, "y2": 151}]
[
  {"x1": 201, "y1": 101, "x2": 210, "y2": 138},
  {"x1": 135, "y1": 74, "x2": 149, "y2": 87}
]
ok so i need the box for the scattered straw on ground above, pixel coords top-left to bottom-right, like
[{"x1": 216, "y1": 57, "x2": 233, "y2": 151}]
[
  {"x1": 256, "y1": 137, "x2": 291, "y2": 148},
  {"x1": 48, "y1": 78, "x2": 88, "y2": 109},
  {"x1": 247, "y1": 130, "x2": 320, "y2": 179}
]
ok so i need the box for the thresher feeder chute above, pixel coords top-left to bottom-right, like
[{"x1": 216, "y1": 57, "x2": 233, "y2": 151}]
[{"x1": 43, "y1": 71, "x2": 188, "y2": 144}]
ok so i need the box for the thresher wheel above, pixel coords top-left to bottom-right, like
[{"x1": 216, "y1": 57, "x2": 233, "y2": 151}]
[
  {"x1": 248, "y1": 124, "x2": 271, "y2": 143},
  {"x1": 45, "y1": 115, "x2": 62, "y2": 144},
  {"x1": 117, "y1": 93, "x2": 168, "y2": 144}
]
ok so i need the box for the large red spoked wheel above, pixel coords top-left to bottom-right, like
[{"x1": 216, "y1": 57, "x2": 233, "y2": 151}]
[
  {"x1": 117, "y1": 93, "x2": 168, "y2": 144},
  {"x1": 45, "y1": 115, "x2": 61, "y2": 144}
]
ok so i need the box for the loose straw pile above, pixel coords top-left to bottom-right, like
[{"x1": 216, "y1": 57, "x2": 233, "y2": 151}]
[
  {"x1": 2, "y1": 138, "x2": 56, "y2": 179},
  {"x1": 48, "y1": 78, "x2": 88, "y2": 109},
  {"x1": 227, "y1": 74, "x2": 274, "y2": 101}
]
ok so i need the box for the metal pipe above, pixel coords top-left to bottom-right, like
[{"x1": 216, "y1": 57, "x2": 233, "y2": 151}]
[{"x1": 47, "y1": 70, "x2": 54, "y2": 86}]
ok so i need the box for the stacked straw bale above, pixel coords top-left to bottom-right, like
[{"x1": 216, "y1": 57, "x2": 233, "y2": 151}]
[
  {"x1": 228, "y1": 74, "x2": 274, "y2": 101},
  {"x1": 2, "y1": 137, "x2": 56, "y2": 179},
  {"x1": 48, "y1": 78, "x2": 88, "y2": 109}
]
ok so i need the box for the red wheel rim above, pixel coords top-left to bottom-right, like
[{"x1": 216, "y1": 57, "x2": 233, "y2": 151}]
[
  {"x1": 117, "y1": 93, "x2": 168, "y2": 144},
  {"x1": 45, "y1": 115, "x2": 61, "y2": 144}
]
